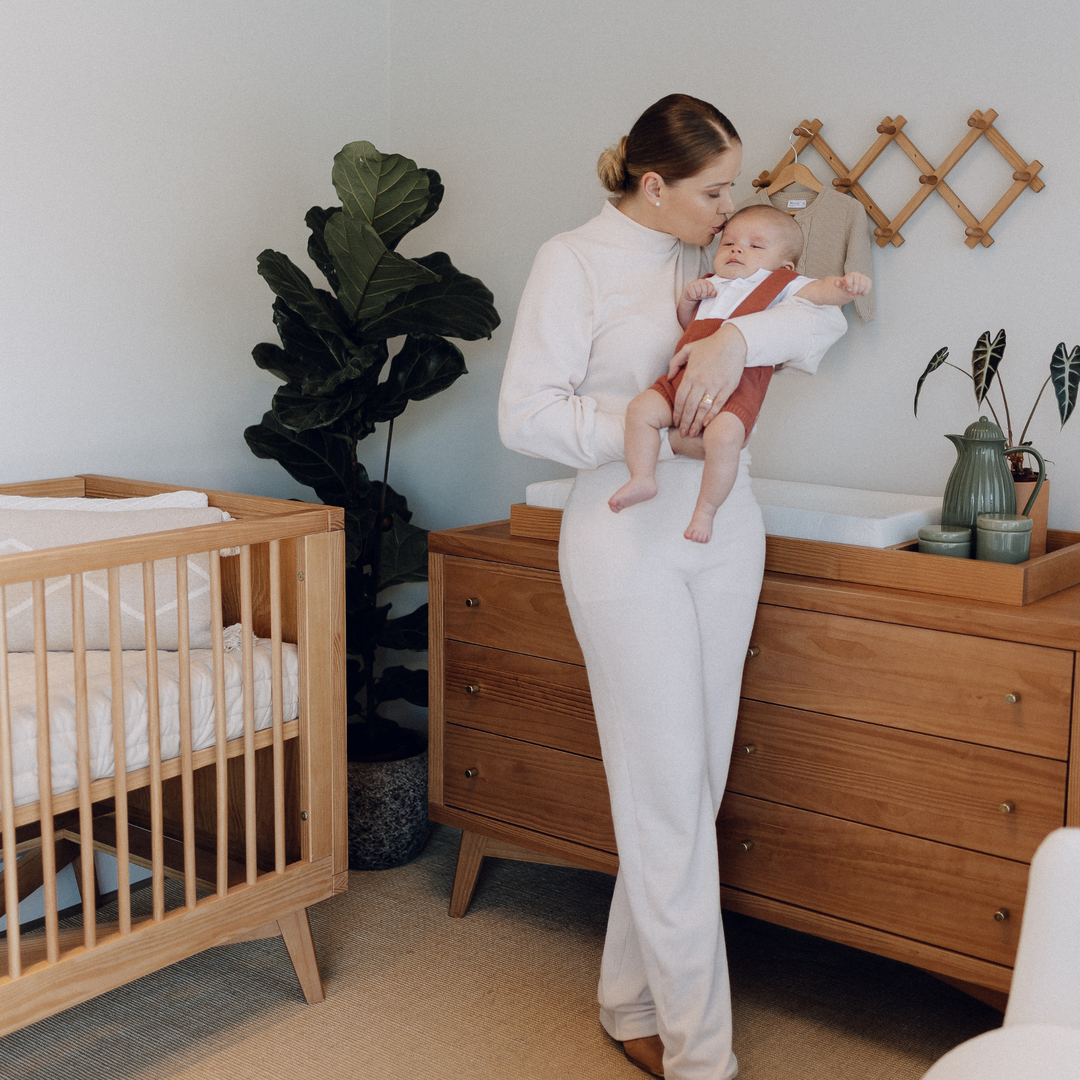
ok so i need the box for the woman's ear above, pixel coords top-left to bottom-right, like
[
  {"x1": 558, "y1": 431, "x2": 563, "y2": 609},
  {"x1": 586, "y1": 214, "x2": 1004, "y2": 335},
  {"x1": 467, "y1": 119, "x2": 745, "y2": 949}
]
[{"x1": 641, "y1": 171, "x2": 664, "y2": 204}]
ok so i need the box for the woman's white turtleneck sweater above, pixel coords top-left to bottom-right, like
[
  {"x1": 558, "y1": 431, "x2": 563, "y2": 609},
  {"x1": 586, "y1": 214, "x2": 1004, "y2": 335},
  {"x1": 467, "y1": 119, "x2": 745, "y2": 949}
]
[{"x1": 499, "y1": 200, "x2": 847, "y2": 471}]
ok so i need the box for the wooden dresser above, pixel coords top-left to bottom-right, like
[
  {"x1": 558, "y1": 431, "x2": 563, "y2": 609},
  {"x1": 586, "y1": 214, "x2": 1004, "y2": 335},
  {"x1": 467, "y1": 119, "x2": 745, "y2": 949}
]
[{"x1": 428, "y1": 519, "x2": 1080, "y2": 995}]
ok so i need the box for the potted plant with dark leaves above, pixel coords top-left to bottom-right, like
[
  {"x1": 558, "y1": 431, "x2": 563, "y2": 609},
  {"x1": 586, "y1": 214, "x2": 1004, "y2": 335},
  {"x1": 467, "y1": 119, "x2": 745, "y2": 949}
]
[
  {"x1": 915, "y1": 330, "x2": 1079, "y2": 554},
  {"x1": 245, "y1": 142, "x2": 500, "y2": 868}
]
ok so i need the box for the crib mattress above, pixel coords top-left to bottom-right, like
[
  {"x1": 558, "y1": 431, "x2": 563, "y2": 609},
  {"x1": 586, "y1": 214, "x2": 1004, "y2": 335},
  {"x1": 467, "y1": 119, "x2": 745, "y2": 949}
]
[{"x1": 4, "y1": 637, "x2": 299, "y2": 808}]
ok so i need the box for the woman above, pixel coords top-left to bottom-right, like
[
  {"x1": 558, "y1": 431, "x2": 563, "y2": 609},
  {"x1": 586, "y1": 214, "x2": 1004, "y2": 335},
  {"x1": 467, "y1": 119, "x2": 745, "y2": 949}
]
[{"x1": 498, "y1": 95, "x2": 845, "y2": 1080}]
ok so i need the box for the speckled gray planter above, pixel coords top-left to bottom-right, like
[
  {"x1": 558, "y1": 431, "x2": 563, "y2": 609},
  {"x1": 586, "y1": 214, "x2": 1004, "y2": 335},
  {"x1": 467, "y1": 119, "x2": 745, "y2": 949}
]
[{"x1": 347, "y1": 748, "x2": 433, "y2": 871}]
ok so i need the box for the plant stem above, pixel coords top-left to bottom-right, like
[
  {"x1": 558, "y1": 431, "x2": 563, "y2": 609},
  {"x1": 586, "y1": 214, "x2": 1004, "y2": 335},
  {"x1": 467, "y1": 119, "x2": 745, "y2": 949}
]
[
  {"x1": 1018, "y1": 376, "x2": 1052, "y2": 446},
  {"x1": 956, "y1": 365, "x2": 1004, "y2": 431},
  {"x1": 363, "y1": 417, "x2": 395, "y2": 723},
  {"x1": 996, "y1": 376, "x2": 1014, "y2": 445}
]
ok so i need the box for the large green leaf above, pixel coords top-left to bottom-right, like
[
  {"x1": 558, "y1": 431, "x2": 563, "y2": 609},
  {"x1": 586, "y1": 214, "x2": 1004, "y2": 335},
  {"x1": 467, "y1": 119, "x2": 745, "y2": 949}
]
[
  {"x1": 271, "y1": 297, "x2": 348, "y2": 375},
  {"x1": 377, "y1": 603, "x2": 429, "y2": 651},
  {"x1": 913, "y1": 347, "x2": 949, "y2": 417},
  {"x1": 1051, "y1": 342, "x2": 1080, "y2": 427},
  {"x1": 257, "y1": 250, "x2": 348, "y2": 337},
  {"x1": 271, "y1": 379, "x2": 367, "y2": 432},
  {"x1": 362, "y1": 252, "x2": 500, "y2": 342},
  {"x1": 324, "y1": 213, "x2": 438, "y2": 323},
  {"x1": 244, "y1": 411, "x2": 356, "y2": 506},
  {"x1": 409, "y1": 169, "x2": 444, "y2": 238},
  {"x1": 332, "y1": 141, "x2": 431, "y2": 248},
  {"x1": 378, "y1": 514, "x2": 428, "y2": 591},
  {"x1": 365, "y1": 335, "x2": 468, "y2": 425},
  {"x1": 972, "y1": 329, "x2": 1006, "y2": 405},
  {"x1": 300, "y1": 341, "x2": 386, "y2": 399},
  {"x1": 374, "y1": 665, "x2": 428, "y2": 707},
  {"x1": 305, "y1": 205, "x2": 341, "y2": 290}
]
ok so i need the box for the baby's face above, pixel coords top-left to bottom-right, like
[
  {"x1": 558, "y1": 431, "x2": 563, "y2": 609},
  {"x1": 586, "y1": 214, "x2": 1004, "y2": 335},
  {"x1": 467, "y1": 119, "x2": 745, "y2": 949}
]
[{"x1": 712, "y1": 218, "x2": 795, "y2": 279}]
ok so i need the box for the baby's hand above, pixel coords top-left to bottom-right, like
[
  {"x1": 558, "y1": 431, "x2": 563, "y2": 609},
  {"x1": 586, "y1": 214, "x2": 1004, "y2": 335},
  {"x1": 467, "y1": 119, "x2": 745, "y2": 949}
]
[
  {"x1": 682, "y1": 277, "x2": 718, "y2": 304},
  {"x1": 835, "y1": 272, "x2": 872, "y2": 296}
]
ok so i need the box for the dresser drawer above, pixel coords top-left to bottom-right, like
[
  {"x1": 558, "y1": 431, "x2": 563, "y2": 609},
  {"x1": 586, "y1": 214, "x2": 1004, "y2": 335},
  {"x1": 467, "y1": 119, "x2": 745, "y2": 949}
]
[
  {"x1": 444, "y1": 640, "x2": 600, "y2": 757},
  {"x1": 728, "y1": 700, "x2": 1066, "y2": 862},
  {"x1": 443, "y1": 556, "x2": 584, "y2": 665},
  {"x1": 443, "y1": 724, "x2": 615, "y2": 852},
  {"x1": 718, "y1": 794, "x2": 1028, "y2": 966},
  {"x1": 742, "y1": 605, "x2": 1072, "y2": 757}
]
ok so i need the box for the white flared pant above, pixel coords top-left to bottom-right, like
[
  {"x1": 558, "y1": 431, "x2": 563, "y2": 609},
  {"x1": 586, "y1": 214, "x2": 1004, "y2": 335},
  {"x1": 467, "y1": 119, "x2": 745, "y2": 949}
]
[{"x1": 558, "y1": 452, "x2": 765, "y2": 1080}]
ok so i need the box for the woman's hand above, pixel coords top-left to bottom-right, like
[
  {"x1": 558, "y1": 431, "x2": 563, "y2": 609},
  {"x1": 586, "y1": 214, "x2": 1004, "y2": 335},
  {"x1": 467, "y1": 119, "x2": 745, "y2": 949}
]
[
  {"x1": 671, "y1": 322, "x2": 748, "y2": 437},
  {"x1": 667, "y1": 429, "x2": 706, "y2": 459}
]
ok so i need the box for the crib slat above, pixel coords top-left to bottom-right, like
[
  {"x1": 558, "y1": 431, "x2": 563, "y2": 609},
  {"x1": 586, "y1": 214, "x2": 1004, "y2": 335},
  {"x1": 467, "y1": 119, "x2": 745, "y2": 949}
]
[
  {"x1": 209, "y1": 552, "x2": 228, "y2": 898},
  {"x1": 32, "y1": 581, "x2": 59, "y2": 964},
  {"x1": 141, "y1": 563, "x2": 165, "y2": 923},
  {"x1": 71, "y1": 573, "x2": 96, "y2": 949},
  {"x1": 175, "y1": 557, "x2": 196, "y2": 910},
  {"x1": 240, "y1": 546, "x2": 257, "y2": 886},
  {"x1": 108, "y1": 567, "x2": 131, "y2": 935},
  {"x1": 0, "y1": 585, "x2": 22, "y2": 978},
  {"x1": 270, "y1": 540, "x2": 285, "y2": 875}
]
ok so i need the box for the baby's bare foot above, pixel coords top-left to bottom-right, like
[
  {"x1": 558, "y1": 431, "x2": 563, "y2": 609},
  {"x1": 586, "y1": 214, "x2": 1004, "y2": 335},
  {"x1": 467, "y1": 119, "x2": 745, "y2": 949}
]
[
  {"x1": 684, "y1": 507, "x2": 715, "y2": 543},
  {"x1": 609, "y1": 477, "x2": 658, "y2": 513}
]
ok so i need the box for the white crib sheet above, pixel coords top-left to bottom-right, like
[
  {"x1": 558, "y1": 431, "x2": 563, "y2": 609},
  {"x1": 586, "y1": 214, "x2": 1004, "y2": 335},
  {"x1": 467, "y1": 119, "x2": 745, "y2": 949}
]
[{"x1": 4, "y1": 637, "x2": 299, "y2": 808}]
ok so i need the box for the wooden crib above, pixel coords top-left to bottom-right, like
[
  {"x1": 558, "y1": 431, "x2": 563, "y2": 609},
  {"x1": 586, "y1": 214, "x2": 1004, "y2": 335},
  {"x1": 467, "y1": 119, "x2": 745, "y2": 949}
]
[{"x1": 0, "y1": 474, "x2": 346, "y2": 1036}]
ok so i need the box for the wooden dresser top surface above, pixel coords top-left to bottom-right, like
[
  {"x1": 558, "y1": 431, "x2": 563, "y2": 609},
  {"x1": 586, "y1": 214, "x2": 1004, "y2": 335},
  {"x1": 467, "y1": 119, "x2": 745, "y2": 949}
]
[{"x1": 430, "y1": 520, "x2": 1080, "y2": 651}]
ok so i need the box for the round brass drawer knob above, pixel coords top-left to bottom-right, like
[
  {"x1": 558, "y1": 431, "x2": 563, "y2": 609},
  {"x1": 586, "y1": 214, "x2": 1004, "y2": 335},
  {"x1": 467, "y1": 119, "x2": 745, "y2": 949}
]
[
  {"x1": 999, "y1": 801, "x2": 1015, "y2": 815},
  {"x1": 465, "y1": 684, "x2": 480, "y2": 695},
  {"x1": 746, "y1": 645, "x2": 761, "y2": 660},
  {"x1": 465, "y1": 597, "x2": 481, "y2": 608},
  {"x1": 738, "y1": 839, "x2": 755, "y2": 853},
  {"x1": 464, "y1": 768, "x2": 479, "y2": 779},
  {"x1": 1005, "y1": 693, "x2": 1020, "y2": 705},
  {"x1": 740, "y1": 744, "x2": 757, "y2": 756},
  {"x1": 994, "y1": 908, "x2": 1010, "y2": 922}
]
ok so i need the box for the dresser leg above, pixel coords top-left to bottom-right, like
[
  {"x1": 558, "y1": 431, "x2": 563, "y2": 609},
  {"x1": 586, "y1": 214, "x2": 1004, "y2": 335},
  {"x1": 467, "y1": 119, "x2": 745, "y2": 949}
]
[{"x1": 449, "y1": 831, "x2": 489, "y2": 917}]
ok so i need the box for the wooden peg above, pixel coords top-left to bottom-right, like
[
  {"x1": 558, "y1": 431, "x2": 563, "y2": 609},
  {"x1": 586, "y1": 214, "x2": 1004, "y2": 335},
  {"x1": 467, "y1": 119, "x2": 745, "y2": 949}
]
[
  {"x1": 832, "y1": 176, "x2": 853, "y2": 188},
  {"x1": 965, "y1": 227, "x2": 985, "y2": 238},
  {"x1": 968, "y1": 115, "x2": 989, "y2": 130},
  {"x1": 1012, "y1": 170, "x2": 1032, "y2": 182},
  {"x1": 919, "y1": 174, "x2": 939, "y2": 185},
  {"x1": 752, "y1": 175, "x2": 769, "y2": 188},
  {"x1": 876, "y1": 123, "x2": 897, "y2": 135},
  {"x1": 792, "y1": 126, "x2": 814, "y2": 138},
  {"x1": 874, "y1": 227, "x2": 894, "y2": 239}
]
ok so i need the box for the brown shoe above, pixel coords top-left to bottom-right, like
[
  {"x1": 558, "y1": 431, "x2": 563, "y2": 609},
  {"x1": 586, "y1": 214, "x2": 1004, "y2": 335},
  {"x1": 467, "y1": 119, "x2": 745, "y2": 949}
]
[{"x1": 623, "y1": 1035, "x2": 664, "y2": 1077}]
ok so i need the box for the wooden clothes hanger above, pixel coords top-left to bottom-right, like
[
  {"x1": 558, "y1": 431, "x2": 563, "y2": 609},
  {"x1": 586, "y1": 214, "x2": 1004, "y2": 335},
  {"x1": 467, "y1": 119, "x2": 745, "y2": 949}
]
[{"x1": 766, "y1": 132, "x2": 823, "y2": 212}]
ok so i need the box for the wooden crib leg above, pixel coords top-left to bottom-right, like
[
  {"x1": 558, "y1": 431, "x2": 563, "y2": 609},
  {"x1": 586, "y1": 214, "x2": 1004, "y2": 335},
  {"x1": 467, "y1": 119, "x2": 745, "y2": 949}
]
[{"x1": 278, "y1": 906, "x2": 325, "y2": 1004}]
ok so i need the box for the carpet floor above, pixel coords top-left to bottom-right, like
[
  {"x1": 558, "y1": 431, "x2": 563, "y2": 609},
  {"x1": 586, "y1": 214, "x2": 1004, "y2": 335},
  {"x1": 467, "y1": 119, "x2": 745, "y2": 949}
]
[{"x1": 0, "y1": 826, "x2": 1001, "y2": 1079}]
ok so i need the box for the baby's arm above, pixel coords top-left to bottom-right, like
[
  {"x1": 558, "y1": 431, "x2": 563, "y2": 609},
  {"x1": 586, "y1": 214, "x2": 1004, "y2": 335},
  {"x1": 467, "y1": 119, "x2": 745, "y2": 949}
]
[
  {"x1": 677, "y1": 276, "x2": 718, "y2": 329},
  {"x1": 795, "y1": 272, "x2": 872, "y2": 308}
]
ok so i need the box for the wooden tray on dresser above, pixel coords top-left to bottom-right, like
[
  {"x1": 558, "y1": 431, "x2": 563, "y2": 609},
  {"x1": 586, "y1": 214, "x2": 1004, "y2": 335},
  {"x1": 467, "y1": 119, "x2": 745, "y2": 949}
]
[{"x1": 509, "y1": 503, "x2": 1080, "y2": 607}]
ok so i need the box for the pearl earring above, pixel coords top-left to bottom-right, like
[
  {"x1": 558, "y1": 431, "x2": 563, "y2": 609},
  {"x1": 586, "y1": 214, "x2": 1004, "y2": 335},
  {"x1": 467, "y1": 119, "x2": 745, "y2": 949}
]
[{"x1": 655, "y1": 201, "x2": 660, "y2": 207}]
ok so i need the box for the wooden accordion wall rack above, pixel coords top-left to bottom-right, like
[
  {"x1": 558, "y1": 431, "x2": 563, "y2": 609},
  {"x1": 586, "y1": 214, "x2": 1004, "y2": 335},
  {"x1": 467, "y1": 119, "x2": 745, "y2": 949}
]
[{"x1": 752, "y1": 110, "x2": 1044, "y2": 249}]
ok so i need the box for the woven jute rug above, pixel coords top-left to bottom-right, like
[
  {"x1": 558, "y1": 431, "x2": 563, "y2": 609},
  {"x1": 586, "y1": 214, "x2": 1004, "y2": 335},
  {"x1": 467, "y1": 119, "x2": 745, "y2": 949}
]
[{"x1": 0, "y1": 826, "x2": 999, "y2": 1079}]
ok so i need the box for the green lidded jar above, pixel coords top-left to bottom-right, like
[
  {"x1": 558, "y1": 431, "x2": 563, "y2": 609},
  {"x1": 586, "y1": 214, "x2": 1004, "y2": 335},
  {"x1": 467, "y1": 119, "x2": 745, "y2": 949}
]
[
  {"x1": 976, "y1": 513, "x2": 1033, "y2": 564},
  {"x1": 918, "y1": 525, "x2": 972, "y2": 559}
]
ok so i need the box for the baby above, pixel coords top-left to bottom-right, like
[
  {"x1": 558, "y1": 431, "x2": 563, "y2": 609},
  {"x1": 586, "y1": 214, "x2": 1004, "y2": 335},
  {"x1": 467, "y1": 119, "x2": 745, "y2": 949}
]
[{"x1": 609, "y1": 204, "x2": 871, "y2": 542}]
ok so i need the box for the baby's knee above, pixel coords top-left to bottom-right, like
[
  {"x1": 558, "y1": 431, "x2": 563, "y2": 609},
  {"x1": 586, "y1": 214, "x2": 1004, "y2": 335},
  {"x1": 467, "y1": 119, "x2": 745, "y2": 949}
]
[
  {"x1": 627, "y1": 389, "x2": 673, "y2": 428},
  {"x1": 703, "y1": 411, "x2": 746, "y2": 450}
]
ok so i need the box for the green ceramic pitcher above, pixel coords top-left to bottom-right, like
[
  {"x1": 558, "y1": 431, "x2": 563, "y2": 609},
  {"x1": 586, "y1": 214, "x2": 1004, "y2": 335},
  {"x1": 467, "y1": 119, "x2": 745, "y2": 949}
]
[{"x1": 941, "y1": 416, "x2": 1045, "y2": 531}]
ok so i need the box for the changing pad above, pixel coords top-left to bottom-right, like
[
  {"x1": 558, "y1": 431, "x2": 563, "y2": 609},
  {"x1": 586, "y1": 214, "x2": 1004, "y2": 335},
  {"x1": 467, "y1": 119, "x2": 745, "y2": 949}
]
[{"x1": 524, "y1": 477, "x2": 941, "y2": 548}]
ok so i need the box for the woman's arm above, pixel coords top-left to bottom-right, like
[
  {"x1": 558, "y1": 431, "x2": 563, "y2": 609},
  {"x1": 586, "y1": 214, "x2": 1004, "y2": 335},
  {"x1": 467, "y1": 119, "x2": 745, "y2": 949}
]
[
  {"x1": 671, "y1": 298, "x2": 847, "y2": 436},
  {"x1": 499, "y1": 241, "x2": 631, "y2": 470}
]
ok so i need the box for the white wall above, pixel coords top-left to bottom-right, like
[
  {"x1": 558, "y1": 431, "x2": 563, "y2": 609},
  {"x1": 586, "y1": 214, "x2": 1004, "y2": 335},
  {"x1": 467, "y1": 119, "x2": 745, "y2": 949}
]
[
  {"x1": 3, "y1": 0, "x2": 1079, "y2": 531},
  {"x1": 1, "y1": 0, "x2": 388, "y2": 496}
]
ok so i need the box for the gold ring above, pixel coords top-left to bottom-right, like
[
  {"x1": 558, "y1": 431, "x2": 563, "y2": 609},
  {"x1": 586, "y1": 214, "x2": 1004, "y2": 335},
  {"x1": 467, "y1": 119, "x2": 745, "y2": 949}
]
[{"x1": 701, "y1": 394, "x2": 714, "y2": 407}]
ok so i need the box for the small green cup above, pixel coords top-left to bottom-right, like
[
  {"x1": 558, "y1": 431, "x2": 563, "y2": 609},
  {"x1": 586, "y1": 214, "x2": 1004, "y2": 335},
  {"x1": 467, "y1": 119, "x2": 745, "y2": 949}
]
[
  {"x1": 918, "y1": 525, "x2": 972, "y2": 559},
  {"x1": 975, "y1": 514, "x2": 1032, "y2": 564}
]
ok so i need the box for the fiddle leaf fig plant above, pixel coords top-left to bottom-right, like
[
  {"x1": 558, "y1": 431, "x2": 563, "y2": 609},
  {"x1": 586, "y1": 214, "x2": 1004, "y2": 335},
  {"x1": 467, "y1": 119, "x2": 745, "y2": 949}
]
[
  {"x1": 915, "y1": 329, "x2": 1080, "y2": 479},
  {"x1": 245, "y1": 141, "x2": 500, "y2": 760}
]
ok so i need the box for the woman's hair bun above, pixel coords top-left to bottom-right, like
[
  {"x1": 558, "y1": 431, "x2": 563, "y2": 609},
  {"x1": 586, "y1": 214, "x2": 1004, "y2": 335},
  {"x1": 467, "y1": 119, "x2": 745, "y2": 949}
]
[{"x1": 597, "y1": 136, "x2": 629, "y2": 192}]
